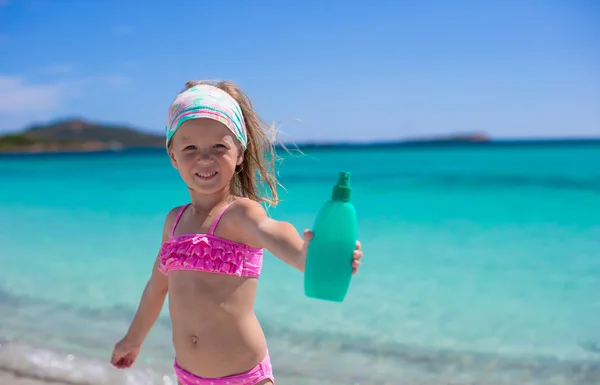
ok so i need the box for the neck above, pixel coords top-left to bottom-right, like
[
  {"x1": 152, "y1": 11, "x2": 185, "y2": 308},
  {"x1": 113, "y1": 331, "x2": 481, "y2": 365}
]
[{"x1": 188, "y1": 186, "x2": 234, "y2": 214}]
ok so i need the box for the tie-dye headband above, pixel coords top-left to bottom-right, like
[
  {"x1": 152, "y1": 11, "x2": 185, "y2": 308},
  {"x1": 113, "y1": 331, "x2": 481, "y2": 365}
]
[{"x1": 165, "y1": 84, "x2": 247, "y2": 149}]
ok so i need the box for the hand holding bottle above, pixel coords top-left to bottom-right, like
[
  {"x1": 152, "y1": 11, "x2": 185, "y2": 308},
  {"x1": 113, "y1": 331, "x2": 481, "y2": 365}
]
[
  {"x1": 302, "y1": 229, "x2": 363, "y2": 275},
  {"x1": 304, "y1": 172, "x2": 362, "y2": 302}
]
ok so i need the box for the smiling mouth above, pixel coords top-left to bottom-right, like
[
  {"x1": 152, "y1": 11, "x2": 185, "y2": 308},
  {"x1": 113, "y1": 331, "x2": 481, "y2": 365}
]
[{"x1": 195, "y1": 171, "x2": 218, "y2": 180}]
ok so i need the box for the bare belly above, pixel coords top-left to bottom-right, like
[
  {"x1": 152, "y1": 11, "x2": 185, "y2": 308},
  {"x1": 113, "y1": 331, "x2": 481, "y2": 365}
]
[{"x1": 168, "y1": 271, "x2": 268, "y2": 378}]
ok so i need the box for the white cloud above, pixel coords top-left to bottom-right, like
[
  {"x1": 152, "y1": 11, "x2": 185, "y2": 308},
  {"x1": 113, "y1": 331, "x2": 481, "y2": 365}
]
[
  {"x1": 0, "y1": 76, "x2": 66, "y2": 113},
  {"x1": 0, "y1": 74, "x2": 132, "y2": 114},
  {"x1": 0, "y1": 73, "x2": 134, "y2": 132}
]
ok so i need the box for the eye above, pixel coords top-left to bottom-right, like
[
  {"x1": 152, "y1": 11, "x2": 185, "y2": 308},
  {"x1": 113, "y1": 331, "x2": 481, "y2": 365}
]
[
  {"x1": 183, "y1": 145, "x2": 197, "y2": 151},
  {"x1": 214, "y1": 144, "x2": 227, "y2": 149}
]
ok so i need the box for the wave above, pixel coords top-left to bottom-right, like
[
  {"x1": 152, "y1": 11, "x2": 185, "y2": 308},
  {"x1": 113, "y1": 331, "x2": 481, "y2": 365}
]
[
  {"x1": 0, "y1": 341, "x2": 173, "y2": 385},
  {"x1": 1, "y1": 337, "x2": 599, "y2": 385},
  {"x1": 2, "y1": 286, "x2": 600, "y2": 385}
]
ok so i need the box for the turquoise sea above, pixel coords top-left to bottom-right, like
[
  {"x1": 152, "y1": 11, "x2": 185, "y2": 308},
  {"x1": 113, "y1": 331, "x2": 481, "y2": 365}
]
[{"x1": 1, "y1": 143, "x2": 599, "y2": 385}]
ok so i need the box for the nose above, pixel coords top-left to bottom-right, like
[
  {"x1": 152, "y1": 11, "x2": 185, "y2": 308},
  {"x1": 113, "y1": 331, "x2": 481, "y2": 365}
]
[{"x1": 196, "y1": 149, "x2": 214, "y2": 164}]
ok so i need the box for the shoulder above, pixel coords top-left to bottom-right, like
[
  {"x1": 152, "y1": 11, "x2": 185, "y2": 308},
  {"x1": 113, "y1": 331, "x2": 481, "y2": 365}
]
[
  {"x1": 228, "y1": 198, "x2": 268, "y2": 221},
  {"x1": 161, "y1": 205, "x2": 187, "y2": 240},
  {"x1": 219, "y1": 198, "x2": 270, "y2": 248}
]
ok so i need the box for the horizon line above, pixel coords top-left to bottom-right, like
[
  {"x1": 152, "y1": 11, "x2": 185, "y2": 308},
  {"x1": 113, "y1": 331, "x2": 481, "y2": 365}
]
[{"x1": 2, "y1": 117, "x2": 599, "y2": 146}]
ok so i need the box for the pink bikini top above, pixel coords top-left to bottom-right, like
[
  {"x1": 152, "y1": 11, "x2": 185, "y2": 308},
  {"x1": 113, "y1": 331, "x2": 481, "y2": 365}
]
[{"x1": 157, "y1": 202, "x2": 264, "y2": 278}]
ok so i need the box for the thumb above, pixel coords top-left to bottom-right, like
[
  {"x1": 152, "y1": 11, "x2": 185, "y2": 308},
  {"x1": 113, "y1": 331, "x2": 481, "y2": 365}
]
[
  {"x1": 110, "y1": 350, "x2": 121, "y2": 365},
  {"x1": 302, "y1": 229, "x2": 313, "y2": 250},
  {"x1": 110, "y1": 345, "x2": 125, "y2": 365}
]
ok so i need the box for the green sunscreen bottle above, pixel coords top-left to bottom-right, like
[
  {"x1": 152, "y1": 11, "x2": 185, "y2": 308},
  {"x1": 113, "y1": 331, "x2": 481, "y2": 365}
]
[{"x1": 304, "y1": 171, "x2": 358, "y2": 302}]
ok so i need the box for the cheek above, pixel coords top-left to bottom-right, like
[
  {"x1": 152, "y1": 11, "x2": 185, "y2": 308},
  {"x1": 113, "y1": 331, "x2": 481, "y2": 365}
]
[
  {"x1": 221, "y1": 148, "x2": 239, "y2": 161},
  {"x1": 221, "y1": 154, "x2": 237, "y2": 166},
  {"x1": 175, "y1": 153, "x2": 196, "y2": 168},
  {"x1": 217, "y1": 153, "x2": 239, "y2": 171}
]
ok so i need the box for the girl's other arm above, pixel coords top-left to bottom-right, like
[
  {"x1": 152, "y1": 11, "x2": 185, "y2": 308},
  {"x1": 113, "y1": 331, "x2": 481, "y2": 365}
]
[
  {"x1": 120, "y1": 208, "x2": 176, "y2": 344},
  {"x1": 111, "y1": 207, "x2": 180, "y2": 368},
  {"x1": 122, "y1": 255, "x2": 169, "y2": 345}
]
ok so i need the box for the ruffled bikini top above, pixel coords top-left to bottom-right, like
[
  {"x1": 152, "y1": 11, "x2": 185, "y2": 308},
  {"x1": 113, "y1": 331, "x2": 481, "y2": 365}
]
[{"x1": 157, "y1": 201, "x2": 264, "y2": 278}]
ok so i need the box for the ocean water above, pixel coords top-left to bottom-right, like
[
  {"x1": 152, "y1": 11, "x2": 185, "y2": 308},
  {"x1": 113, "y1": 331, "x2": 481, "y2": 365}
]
[{"x1": 1, "y1": 143, "x2": 599, "y2": 385}]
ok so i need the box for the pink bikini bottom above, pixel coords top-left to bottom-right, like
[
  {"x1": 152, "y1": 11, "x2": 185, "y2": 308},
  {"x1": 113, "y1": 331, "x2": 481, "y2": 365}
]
[{"x1": 174, "y1": 353, "x2": 274, "y2": 385}]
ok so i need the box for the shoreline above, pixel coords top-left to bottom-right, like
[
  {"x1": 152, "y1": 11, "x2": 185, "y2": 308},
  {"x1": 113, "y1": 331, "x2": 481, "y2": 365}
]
[
  {"x1": 0, "y1": 369, "x2": 347, "y2": 385},
  {"x1": 0, "y1": 370, "x2": 56, "y2": 385},
  {"x1": 1, "y1": 337, "x2": 599, "y2": 385},
  {"x1": 0, "y1": 370, "x2": 76, "y2": 385}
]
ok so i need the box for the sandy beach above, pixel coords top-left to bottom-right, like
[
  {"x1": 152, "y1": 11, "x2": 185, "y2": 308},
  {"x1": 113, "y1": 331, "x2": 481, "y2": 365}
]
[
  {"x1": 0, "y1": 368, "x2": 360, "y2": 385},
  {"x1": 0, "y1": 371, "x2": 57, "y2": 385}
]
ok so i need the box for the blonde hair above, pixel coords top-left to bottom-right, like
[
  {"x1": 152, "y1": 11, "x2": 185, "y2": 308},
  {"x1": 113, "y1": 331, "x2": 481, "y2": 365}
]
[{"x1": 178, "y1": 79, "x2": 282, "y2": 206}]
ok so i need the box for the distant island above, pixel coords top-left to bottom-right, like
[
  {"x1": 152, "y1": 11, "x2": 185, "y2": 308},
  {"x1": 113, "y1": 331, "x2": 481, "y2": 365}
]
[
  {"x1": 0, "y1": 118, "x2": 492, "y2": 154},
  {"x1": 0, "y1": 119, "x2": 164, "y2": 153}
]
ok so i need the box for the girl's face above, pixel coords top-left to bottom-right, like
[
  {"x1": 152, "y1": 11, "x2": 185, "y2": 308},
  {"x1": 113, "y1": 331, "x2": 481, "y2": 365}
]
[{"x1": 168, "y1": 119, "x2": 244, "y2": 196}]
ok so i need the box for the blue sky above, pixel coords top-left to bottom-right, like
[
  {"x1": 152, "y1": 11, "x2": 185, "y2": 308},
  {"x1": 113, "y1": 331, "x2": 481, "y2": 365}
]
[{"x1": 0, "y1": 0, "x2": 598, "y2": 141}]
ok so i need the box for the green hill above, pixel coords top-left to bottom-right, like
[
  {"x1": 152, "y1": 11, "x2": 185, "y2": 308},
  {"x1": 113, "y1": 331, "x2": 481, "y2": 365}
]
[{"x1": 0, "y1": 119, "x2": 164, "y2": 152}]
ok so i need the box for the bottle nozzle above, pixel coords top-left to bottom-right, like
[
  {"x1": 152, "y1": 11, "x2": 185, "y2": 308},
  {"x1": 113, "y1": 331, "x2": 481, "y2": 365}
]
[
  {"x1": 332, "y1": 171, "x2": 352, "y2": 201},
  {"x1": 337, "y1": 171, "x2": 350, "y2": 187}
]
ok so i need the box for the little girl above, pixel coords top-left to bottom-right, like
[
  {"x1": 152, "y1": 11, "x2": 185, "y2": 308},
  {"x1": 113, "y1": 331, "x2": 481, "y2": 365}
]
[{"x1": 109, "y1": 80, "x2": 364, "y2": 385}]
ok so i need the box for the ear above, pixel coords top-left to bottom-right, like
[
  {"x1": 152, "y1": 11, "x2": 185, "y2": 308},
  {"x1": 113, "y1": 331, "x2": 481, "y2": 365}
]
[
  {"x1": 236, "y1": 148, "x2": 244, "y2": 166},
  {"x1": 169, "y1": 150, "x2": 179, "y2": 169}
]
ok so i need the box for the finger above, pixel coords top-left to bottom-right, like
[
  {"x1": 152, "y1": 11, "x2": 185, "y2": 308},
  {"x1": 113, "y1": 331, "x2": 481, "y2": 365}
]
[
  {"x1": 110, "y1": 351, "x2": 120, "y2": 365},
  {"x1": 353, "y1": 250, "x2": 363, "y2": 259},
  {"x1": 113, "y1": 357, "x2": 125, "y2": 368},
  {"x1": 355, "y1": 240, "x2": 362, "y2": 250},
  {"x1": 303, "y1": 229, "x2": 313, "y2": 241},
  {"x1": 124, "y1": 357, "x2": 134, "y2": 368},
  {"x1": 352, "y1": 260, "x2": 361, "y2": 268}
]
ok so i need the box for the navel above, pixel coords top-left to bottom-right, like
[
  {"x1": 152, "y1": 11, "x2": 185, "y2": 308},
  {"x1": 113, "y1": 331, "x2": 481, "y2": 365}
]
[{"x1": 191, "y1": 335, "x2": 198, "y2": 344}]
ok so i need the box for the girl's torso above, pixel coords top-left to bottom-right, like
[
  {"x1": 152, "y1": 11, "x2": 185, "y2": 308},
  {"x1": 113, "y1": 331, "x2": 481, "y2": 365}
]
[{"x1": 158, "y1": 201, "x2": 268, "y2": 378}]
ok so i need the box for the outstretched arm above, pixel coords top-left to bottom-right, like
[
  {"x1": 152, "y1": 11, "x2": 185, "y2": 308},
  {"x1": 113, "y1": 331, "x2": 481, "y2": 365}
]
[
  {"x1": 236, "y1": 200, "x2": 364, "y2": 274},
  {"x1": 236, "y1": 200, "x2": 309, "y2": 272}
]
